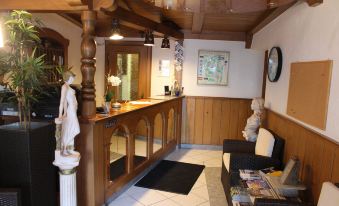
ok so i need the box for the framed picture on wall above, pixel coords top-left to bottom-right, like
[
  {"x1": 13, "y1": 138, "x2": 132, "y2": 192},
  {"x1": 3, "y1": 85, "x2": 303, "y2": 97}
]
[{"x1": 197, "y1": 50, "x2": 230, "y2": 86}]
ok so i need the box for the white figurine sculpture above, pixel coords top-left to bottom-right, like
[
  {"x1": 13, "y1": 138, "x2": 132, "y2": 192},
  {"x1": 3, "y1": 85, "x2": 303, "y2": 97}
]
[
  {"x1": 56, "y1": 71, "x2": 80, "y2": 156},
  {"x1": 242, "y1": 97, "x2": 265, "y2": 142},
  {"x1": 53, "y1": 71, "x2": 80, "y2": 206}
]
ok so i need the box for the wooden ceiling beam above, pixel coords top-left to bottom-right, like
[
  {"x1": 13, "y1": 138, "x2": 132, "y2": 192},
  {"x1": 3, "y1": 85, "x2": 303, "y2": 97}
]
[
  {"x1": 101, "y1": 7, "x2": 184, "y2": 39},
  {"x1": 245, "y1": 0, "x2": 297, "y2": 48},
  {"x1": 307, "y1": 0, "x2": 323, "y2": 7},
  {"x1": 183, "y1": 29, "x2": 246, "y2": 41},
  {"x1": 191, "y1": 0, "x2": 205, "y2": 34}
]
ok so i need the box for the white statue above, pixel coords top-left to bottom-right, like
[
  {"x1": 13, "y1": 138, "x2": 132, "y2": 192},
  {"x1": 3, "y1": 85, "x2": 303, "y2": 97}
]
[
  {"x1": 53, "y1": 71, "x2": 80, "y2": 206},
  {"x1": 242, "y1": 97, "x2": 265, "y2": 142},
  {"x1": 55, "y1": 71, "x2": 80, "y2": 156}
]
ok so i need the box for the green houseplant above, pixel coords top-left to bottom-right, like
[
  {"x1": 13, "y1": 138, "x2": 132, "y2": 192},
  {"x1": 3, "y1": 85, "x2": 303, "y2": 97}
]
[{"x1": 0, "y1": 10, "x2": 46, "y2": 128}]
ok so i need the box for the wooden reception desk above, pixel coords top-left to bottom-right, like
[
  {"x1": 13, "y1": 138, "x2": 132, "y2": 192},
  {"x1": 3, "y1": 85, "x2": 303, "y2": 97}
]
[{"x1": 76, "y1": 96, "x2": 183, "y2": 206}]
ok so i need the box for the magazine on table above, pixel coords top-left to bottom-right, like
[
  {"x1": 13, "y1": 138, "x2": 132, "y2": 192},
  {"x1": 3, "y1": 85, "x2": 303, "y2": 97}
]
[
  {"x1": 239, "y1": 169, "x2": 261, "y2": 180},
  {"x1": 230, "y1": 186, "x2": 251, "y2": 203},
  {"x1": 245, "y1": 179, "x2": 271, "y2": 190}
]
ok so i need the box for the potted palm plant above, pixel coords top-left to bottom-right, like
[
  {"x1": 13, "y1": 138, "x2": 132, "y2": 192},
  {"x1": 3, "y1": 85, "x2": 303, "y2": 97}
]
[
  {"x1": 0, "y1": 10, "x2": 46, "y2": 127},
  {"x1": 0, "y1": 11, "x2": 57, "y2": 206}
]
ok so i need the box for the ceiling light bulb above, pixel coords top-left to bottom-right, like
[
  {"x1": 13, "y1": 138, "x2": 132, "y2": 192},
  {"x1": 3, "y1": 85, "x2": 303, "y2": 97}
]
[
  {"x1": 110, "y1": 19, "x2": 124, "y2": 40},
  {"x1": 109, "y1": 33, "x2": 124, "y2": 40}
]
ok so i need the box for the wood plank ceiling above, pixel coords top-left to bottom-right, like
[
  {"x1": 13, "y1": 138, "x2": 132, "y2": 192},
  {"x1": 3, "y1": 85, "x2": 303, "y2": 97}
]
[{"x1": 0, "y1": 0, "x2": 323, "y2": 48}]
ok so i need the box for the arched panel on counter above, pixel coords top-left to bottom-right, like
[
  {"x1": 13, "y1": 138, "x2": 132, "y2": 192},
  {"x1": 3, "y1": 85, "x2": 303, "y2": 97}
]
[
  {"x1": 167, "y1": 108, "x2": 176, "y2": 144},
  {"x1": 134, "y1": 117, "x2": 150, "y2": 169},
  {"x1": 153, "y1": 112, "x2": 165, "y2": 154}
]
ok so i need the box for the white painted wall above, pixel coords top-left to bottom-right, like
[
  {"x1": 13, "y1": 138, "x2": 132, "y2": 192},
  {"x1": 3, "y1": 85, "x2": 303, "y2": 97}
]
[
  {"x1": 182, "y1": 40, "x2": 265, "y2": 98},
  {"x1": 151, "y1": 38, "x2": 176, "y2": 97},
  {"x1": 252, "y1": 0, "x2": 339, "y2": 142}
]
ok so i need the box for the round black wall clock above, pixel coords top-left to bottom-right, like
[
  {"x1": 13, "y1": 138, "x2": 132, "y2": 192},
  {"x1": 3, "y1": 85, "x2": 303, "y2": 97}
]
[{"x1": 268, "y1": 47, "x2": 283, "y2": 82}]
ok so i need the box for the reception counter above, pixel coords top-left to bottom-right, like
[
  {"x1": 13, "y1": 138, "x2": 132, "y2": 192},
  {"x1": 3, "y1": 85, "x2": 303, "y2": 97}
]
[{"x1": 76, "y1": 96, "x2": 183, "y2": 206}]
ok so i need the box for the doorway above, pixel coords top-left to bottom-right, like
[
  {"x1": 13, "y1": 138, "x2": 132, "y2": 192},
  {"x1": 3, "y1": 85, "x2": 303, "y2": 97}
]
[{"x1": 105, "y1": 41, "x2": 152, "y2": 101}]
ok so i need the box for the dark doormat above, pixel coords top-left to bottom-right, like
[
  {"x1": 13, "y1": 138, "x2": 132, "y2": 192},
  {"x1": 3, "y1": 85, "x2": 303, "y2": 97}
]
[{"x1": 135, "y1": 160, "x2": 205, "y2": 195}]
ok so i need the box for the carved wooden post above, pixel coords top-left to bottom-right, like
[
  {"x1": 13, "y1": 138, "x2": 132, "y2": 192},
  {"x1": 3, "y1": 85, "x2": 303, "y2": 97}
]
[{"x1": 81, "y1": 11, "x2": 97, "y2": 118}]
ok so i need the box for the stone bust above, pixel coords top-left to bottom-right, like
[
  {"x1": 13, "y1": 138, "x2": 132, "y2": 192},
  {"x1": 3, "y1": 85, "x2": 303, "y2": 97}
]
[{"x1": 242, "y1": 97, "x2": 265, "y2": 142}]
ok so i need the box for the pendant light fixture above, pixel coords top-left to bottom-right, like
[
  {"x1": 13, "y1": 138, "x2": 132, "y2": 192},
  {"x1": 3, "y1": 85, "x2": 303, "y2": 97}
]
[
  {"x1": 144, "y1": 30, "x2": 154, "y2": 46},
  {"x1": 109, "y1": 19, "x2": 124, "y2": 40},
  {"x1": 161, "y1": 35, "x2": 170, "y2": 49}
]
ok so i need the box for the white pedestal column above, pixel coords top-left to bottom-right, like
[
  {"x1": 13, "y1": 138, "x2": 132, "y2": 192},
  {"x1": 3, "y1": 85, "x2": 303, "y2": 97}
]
[
  {"x1": 59, "y1": 170, "x2": 77, "y2": 206},
  {"x1": 54, "y1": 151, "x2": 80, "y2": 206}
]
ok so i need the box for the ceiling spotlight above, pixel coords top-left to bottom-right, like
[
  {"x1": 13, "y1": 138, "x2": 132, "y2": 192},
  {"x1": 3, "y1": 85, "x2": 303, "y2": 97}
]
[
  {"x1": 161, "y1": 35, "x2": 170, "y2": 49},
  {"x1": 109, "y1": 19, "x2": 124, "y2": 40},
  {"x1": 144, "y1": 30, "x2": 154, "y2": 47}
]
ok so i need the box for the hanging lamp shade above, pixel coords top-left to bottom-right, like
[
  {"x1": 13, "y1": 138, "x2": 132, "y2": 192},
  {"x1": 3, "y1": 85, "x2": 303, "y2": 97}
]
[
  {"x1": 161, "y1": 36, "x2": 170, "y2": 49},
  {"x1": 109, "y1": 19, "x2": 124, "y2": 40},
  {"x1": 144, "y1": 30, "x2": 154, "y2": 46}
]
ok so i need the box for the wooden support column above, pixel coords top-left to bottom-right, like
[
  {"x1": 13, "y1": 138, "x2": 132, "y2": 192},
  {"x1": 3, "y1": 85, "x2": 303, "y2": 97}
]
[{"x1": 81, "y1": 10, "x2": 97, "y2": 118}]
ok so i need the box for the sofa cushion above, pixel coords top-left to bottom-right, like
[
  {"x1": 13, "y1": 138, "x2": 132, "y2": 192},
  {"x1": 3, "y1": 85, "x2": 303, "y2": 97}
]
[
  {"x1": 223, "y1": 153, "x2": 230, "y2": 172},
  {"x1": 255, "y1": 128, "x2": 275, "y2": 157},
  {"x1": 318, "y1": 182, "x2": 339, "y2": 206}
]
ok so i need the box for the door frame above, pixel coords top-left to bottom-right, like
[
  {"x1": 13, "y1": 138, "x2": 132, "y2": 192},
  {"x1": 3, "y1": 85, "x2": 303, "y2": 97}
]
[{"x1": 105, "y1": 41, "x2": 152, "y2": 99}]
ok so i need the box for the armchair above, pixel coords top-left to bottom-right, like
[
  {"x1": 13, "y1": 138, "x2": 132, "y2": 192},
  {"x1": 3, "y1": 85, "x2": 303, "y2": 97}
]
[
  {"x1": 222, "y1": 128, "x2": 285, "y2": 173},
  {"x1": 221, "y1": 128, "x2": 285, "y2": 206}
]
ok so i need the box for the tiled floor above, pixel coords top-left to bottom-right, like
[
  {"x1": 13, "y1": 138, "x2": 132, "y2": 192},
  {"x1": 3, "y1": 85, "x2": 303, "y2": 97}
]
[{"x1": 108, "y1": 148, "x2": 223, "y2": 206}]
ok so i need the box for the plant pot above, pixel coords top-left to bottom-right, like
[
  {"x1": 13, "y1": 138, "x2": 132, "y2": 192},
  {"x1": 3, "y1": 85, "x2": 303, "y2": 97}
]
[
  {"x1": 104, "y1": 101, "x2": 111, "y2": 113},
  {"x1": 0, "y1": 122, "x2": 57, "y2": 206}
]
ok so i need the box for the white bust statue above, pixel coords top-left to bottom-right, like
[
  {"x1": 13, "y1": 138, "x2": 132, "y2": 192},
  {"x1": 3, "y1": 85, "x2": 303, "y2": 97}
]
[
  {"x1": 55, "y1": 71, "x2": 80, "y2": 156},
  {"x1": 242, "y1": 97, "x2": 265, "y2": 142}
]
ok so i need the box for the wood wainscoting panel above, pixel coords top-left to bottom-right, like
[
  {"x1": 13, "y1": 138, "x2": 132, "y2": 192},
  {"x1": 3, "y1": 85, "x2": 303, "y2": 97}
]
[
  {"x1": 265, "y1": 110, "x2": 339, "y2": 204},
  {"x1": 183, "y1": 96, "x2": 252, "y2": 145}
]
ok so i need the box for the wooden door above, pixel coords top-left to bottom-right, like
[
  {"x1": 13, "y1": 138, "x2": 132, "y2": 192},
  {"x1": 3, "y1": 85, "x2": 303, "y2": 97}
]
[{"x1": 106, "y1": 41, "x2": 152, "y2": 100}]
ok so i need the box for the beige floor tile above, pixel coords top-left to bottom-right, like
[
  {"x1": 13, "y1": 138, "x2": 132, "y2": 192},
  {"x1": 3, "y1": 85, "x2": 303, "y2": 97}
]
[
  {"x1": 156, "y1": 190, "x2": 179, "y2": 198},
  {"x1": 198, "y1": 201, "x2": 211, "y2": 206},
  {"x1": 150, "y1": 199, "x2": 180, "y2": 206},
  {"x1": 192, "y1": 179, "x2": 206, "y2": 190},
  {"x1": 181, "y1": 149, "x2": 206, "y2": 157},
  {"x1": 190, "y1": 153, "x2": 215, "y2": 162},
  {"x1": 191, "y1": 185, "x2": 209, "y2": 200},
  {"x1": 108, "y1": 196, "x2": 144, "y2": 206},
  {"x1": 204, "y1": 158, "x2": 222, "y2": 167},
  {"x1": 170, "y1": 193, "x2": 206, "y2": 206},
  {"x1": 129, "y1": 188, "x2": 167, "y2": 205}
]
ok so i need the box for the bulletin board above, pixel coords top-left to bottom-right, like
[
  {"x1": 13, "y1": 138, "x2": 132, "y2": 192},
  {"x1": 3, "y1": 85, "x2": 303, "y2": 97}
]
[{"x1": 287, "y1": 60, "x2": 332, "y2": 130}]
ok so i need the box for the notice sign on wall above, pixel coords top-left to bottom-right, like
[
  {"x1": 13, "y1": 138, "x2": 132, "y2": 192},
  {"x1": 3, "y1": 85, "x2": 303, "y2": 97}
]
[{"x1": 197, "y1": 50, "x2": 230, "y2": 86}]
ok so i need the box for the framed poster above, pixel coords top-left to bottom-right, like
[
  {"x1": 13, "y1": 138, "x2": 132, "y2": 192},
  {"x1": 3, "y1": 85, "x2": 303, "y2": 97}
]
[{"x1": 197, "y1": 50, "x2": 230, "y2": 85}]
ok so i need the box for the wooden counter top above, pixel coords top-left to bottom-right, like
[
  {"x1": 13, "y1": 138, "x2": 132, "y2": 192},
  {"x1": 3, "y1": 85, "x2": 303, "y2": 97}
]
[{"x1": 81, "y1": 96, "x2": 184, "y2": 123}]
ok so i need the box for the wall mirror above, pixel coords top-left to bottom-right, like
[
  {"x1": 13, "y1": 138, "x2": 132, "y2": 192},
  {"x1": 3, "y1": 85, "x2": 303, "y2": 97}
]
[
  {"x1": 109, "y1": 127, "x2": 128, "y2": 182},
  {"x1": 134, "y1": 119, "x2": 148, "y2": 168},
  {"x1": 153, "y1": 113, "x2": 163, "y2": 153}
]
